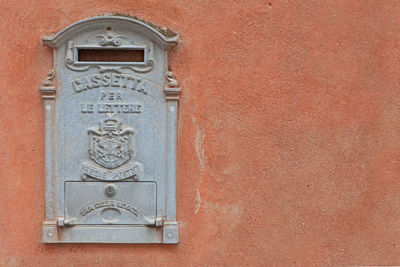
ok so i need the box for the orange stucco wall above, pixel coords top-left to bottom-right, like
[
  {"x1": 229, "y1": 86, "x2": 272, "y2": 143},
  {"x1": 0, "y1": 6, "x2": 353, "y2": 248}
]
[{"x1": 1, "y1": 0, "x2": 400, "y2": 265}]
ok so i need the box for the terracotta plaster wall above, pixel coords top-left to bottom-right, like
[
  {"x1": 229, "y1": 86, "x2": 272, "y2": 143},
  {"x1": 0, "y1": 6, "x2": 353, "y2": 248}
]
[{"x1": 1, "y1": 0, "x2": 400, "y2": 266}]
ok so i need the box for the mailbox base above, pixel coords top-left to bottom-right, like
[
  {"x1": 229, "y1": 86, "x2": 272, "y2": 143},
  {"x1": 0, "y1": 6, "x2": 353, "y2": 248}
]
[{"x1": 42, "y1": 221, "x2": 179, "y2": 244}]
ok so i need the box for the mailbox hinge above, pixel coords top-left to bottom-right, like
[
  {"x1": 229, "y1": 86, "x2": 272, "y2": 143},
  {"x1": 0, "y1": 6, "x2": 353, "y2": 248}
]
[
  {"x1": 56, "y1": 217, "x2": 74, "y2": 227},
  {"x1": 154, "y1": 216, "x2": 165, "y2": 227}
]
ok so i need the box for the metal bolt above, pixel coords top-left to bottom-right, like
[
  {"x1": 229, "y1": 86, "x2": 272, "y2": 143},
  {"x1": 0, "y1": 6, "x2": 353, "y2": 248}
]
[{"x1": 105, "y1": 184, "x2": 117, "y2": 197}]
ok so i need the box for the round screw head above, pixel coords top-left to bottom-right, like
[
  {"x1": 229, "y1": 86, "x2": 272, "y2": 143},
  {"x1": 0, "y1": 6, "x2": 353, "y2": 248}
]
[{"x1": 105, "y1": 184, "x2": 117, "y2": 197}]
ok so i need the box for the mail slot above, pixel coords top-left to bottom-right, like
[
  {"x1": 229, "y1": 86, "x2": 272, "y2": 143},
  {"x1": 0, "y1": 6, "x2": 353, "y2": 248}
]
[{"x1": 40, "y1": 16, "x2": 180, "y2": 243}]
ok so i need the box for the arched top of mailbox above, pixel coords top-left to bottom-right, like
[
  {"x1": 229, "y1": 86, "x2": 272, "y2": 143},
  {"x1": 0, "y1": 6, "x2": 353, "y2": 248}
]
[{"x1": 42, "y1": 16, "x2": 178, "y2": 49}]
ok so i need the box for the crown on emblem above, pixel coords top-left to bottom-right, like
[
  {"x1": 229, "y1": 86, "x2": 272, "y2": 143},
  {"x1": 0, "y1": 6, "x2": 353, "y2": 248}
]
[{"x1": 103, "y1": 114, "x2": 119, "y2": 132}]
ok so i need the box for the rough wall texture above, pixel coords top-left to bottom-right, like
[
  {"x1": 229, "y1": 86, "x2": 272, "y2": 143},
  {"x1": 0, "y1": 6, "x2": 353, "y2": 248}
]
[{"x1": 1, "y1": 0, "x2": 400, "y2": 266}]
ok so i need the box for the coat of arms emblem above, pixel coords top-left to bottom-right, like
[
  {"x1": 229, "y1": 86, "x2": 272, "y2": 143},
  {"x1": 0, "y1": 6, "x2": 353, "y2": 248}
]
[{"x1": 88, "y1": 114, "x2": 134, "y2": 169}]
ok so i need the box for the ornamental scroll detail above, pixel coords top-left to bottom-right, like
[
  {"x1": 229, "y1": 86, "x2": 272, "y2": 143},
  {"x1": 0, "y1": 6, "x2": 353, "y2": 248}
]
[{"x1": 96, "y1": 32, "x2": 129, "y2": 47}]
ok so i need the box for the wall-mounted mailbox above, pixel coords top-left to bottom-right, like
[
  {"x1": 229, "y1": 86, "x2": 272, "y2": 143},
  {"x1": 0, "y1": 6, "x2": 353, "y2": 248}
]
[{"x1": 40, "y1": 16, "x2": 180, "y2": 243}]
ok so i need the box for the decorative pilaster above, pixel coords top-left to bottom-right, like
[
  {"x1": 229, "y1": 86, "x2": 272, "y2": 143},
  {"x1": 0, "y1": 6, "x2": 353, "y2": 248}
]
[
  {"x1": 164, "y1": 71, "x2": 180, "y2": 228},
  {"x1": 40, "y1": 70, "x2": 56, "y2": 220}
]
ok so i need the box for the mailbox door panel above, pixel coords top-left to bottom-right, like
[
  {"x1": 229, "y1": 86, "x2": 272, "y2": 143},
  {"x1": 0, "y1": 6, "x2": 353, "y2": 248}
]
[{"x1": 65, "y1": 181, "x2": 157, "y2": 225}]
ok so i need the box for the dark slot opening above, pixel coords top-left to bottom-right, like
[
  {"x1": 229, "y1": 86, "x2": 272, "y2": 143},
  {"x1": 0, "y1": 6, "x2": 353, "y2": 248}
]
[{"x1": 77, "y1": 49, "x2": 145, "y2": 63}]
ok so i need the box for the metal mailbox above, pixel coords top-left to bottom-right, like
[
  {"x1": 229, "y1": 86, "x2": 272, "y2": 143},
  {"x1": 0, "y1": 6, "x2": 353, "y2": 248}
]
[{"x1": 40, "y1": 16, "x2": 180, "y2": 243}]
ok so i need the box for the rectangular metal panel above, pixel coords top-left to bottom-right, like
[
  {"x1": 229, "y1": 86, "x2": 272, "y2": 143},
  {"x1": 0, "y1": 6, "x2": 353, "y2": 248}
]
[
  {"x1": 41, "y1": 16, "x2": 180, "y2": 243},
  {"x1": 65, "y1": 181, "x2": 156, "y2": 225}
]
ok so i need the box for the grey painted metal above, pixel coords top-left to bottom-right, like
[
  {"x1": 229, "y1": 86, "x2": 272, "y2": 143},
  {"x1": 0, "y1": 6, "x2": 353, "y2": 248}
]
[
  {"x1": 40, "y1": 16, "x2": 180, "y2": 243},
  {"x1": 40, "y1": 71, "x2": 57, "y2": 220},
  {"x1": 65, "y1": 181, "x2": 157, "y2": 225}
]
